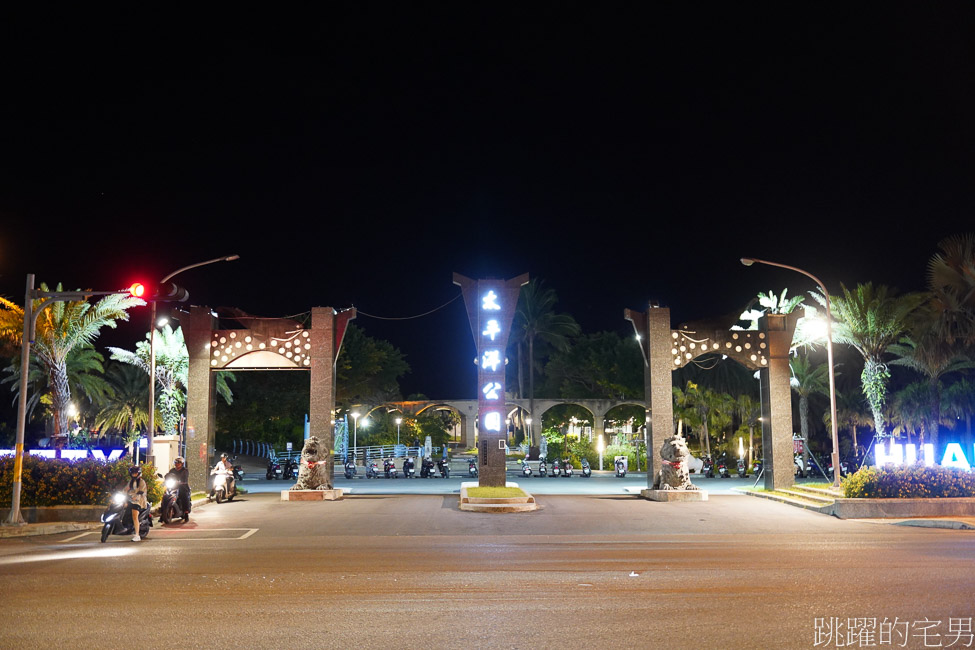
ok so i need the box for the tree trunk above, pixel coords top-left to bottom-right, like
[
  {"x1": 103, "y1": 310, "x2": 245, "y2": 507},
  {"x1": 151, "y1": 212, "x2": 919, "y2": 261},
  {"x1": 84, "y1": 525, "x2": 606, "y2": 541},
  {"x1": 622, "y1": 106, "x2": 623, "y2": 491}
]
[
  {"x1": 927, "y1": 379, "x2": 941, "y2": 456},
  {"x1": 528, "y1": 337, "x2": 535, "y2": 448},
  {"x1": 702, "y1": 421, "x2": 711, "y2": 457},
  {"x1": 799, "y1": 395, "x2": 810, "y2": 471},
  {"x1": 862, "y1": 360, "x2": 888, "y2": 438}
]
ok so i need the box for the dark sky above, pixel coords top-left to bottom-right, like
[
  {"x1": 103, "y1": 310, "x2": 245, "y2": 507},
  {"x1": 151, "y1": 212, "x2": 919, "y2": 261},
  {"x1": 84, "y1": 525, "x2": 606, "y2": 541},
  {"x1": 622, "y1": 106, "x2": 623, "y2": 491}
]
[{"x1": 2, "y1": 5, "x2": 974, "y2": 398}]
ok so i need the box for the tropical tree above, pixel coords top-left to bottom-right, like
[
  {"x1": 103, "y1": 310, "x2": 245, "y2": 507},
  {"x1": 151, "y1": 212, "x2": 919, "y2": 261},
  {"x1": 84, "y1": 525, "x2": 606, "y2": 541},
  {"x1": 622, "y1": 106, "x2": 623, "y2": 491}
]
[
  {"x1": 944, "y1": 378, "x2": 975, "y2": 456},
  {"x1": 94, "y1": 362, "x2": 150, "y2": 455},
  {"x1": 888, "y1": 326, "x2": 973, "y2": 451},
  {"x1": 2, "y1": 285, "x2": 143, "y2": 444},
  {"x1": 510, "y1": 279, "x2": 580, "y2": 445},
  {"x1": 109, "y1": 324, "x2": 235, "y2": 435},
  {"x1": 825, "y1": 388, "x2": 872, "y2": 466},
  {"x1": 926, "y1": 232, "x2": 975, "y2": 345},
  {"x1": 544, "y1": 331, "x2": 643, "y2": 400},
  {"x1": 812, "y1": 283, "x2": 925, "y2": 439},
  {"x1": 673, "y1": 382, "x2": 703, "y2": 440},
  {"x1": 335, "y1": 324, "x2": 410, "y2": 406},
  {"x1": 790, "y1": 355, "x2": 828, "y2": 471},
  {"x1": 734, "y1": 393, "x2": 762, "y2": 468}
]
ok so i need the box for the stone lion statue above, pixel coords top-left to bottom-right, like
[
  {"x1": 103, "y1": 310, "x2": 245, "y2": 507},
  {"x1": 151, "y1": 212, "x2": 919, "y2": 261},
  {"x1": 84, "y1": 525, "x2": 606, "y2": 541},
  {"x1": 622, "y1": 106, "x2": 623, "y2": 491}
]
[
  {"x1": 291, "y1": 436, "x2": 331, "y2": 490},
  {"x1": 652, "y1": 434, "x2": 700, "y2": 491}
]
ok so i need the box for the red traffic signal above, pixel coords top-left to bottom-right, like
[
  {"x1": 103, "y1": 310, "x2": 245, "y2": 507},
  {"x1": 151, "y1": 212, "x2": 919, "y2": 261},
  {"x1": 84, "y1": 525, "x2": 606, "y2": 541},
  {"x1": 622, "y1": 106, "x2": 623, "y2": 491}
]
[{"x1": 128, "y1": 283, "x2": 147, "y2": 298}]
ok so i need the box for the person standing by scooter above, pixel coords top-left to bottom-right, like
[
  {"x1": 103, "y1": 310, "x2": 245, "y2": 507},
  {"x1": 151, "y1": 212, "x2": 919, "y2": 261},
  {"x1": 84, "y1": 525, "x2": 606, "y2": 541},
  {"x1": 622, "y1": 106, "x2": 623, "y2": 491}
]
[
  {"x1": 125, "y1": 465, "x2": 148, "y2": 542},
  {"x1": 168, "y1": 457, "x2": 191, "y2": 522}
]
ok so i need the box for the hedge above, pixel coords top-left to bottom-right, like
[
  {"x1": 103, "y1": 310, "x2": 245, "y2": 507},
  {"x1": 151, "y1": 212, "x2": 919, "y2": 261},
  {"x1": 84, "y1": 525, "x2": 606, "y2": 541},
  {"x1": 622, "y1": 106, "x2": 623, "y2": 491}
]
[
  {"x1": 842, "y1": 465, "x2": 975, "y2": 499},
  {"x1": 0, "y1": 455, "x2": 163, "y2": 507}
]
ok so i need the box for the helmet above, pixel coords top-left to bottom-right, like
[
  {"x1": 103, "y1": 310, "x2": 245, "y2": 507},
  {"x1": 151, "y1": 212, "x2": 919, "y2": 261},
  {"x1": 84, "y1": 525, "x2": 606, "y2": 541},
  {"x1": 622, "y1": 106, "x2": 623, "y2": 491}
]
[
  {"x1": 128, "y1": 465, "x2": 141, "y2": 476},
  {"x1": 174, "y1": 456, "x2": 184, "y2": 465},
  {"x1": 221, "y1": 452, "x2": 228, "y2": 459}
]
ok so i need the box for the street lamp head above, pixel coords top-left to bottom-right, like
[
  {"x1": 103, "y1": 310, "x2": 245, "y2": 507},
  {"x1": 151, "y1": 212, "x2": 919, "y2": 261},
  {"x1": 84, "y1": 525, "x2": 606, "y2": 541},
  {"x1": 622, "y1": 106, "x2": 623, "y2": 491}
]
[
  {"x1": 395, "y1": 417, "x2": 402, "y2": 425},
  {"x1": 740, "y1": 257, "x2": 755, "y2": 267},
  {"x1": 224, "y1": 254, "x2": 240, "y2": 262},
  {"x1": 351, "y1": 411, "x2": 360, "y2": 420}
]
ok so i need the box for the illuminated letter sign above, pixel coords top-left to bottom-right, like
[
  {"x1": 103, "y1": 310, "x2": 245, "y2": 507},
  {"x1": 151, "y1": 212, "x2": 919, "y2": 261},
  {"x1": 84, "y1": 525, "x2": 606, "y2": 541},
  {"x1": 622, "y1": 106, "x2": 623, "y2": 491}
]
[
  {"x1": 454, "y1": 273, "x2": 529, "y2": 486},
  {"x1": 875, "y1": 441, "x2": 974, "y2": 469}
]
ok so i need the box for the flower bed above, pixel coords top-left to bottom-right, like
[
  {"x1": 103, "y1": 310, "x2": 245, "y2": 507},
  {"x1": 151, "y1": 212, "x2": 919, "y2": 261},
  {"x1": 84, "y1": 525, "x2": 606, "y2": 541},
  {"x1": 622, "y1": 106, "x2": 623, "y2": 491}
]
[
  {"x1": 842, "y1": 466, "x2": 975, "y2": 499},
  {"x1": 0, "y1": 455, "x2": 162, "y2": 507}
]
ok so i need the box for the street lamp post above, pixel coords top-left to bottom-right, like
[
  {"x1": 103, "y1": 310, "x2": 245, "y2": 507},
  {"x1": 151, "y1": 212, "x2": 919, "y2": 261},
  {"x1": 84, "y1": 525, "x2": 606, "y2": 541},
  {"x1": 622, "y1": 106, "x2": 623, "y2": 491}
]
[
  {"x1": 740, "y1": 256, "x2": 841, "y2": 488},
  {"x1": 147, "y1": 255, "x2": 239, "y2": 462},
  {"x1": 395, "y1": 417, "x2": 402, "y2": 447},
  {"x1": 351, "y1": 411, "x2": 360, "y2": 465}
]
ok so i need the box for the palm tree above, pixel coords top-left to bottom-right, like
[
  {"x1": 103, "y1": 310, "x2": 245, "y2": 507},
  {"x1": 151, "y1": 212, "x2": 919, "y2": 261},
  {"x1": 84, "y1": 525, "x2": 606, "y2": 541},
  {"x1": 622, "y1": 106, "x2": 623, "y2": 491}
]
[
  {"x1": 944, "y1": 378, "x2": 975, "y2": 458},
  {"x1": 13, "y1": 284, "x2": 144, "y2": 444},
  {"x1": 673, "y1": 382, "x2": 703, "y2": 440},
  {"x1": 110, "y1": 324, "x2": 235, "y2": 435},
  {"x1": 790, "y1": 355, "x2": 828, "y2": 471},
  {"x1": 735, "y1": 393, "x2": 762, "y2": 468},
  {"x1": 825, "y1": 388, "x2": 871, "y2": 466},
  {"x1": 889, "y1": 326, "x2": 973, "y2": 451},
  {"x1": 95, "y1": 362, "x2": 150, "y2": 456},
  {"x1": 812, "y1": 282, "x2": 925, "y2": 439},
  {"x1": 927, "y1": 233, "x2": 975, "y2": 345},
  {"x1": 510, "y1": 279, "x2": 580, "y2": 445}
]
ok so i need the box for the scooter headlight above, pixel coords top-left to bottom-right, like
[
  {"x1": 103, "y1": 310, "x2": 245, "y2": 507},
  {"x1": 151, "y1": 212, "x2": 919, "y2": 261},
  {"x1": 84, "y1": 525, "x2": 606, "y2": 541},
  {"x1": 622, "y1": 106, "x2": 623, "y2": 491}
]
[
  {"x1": 164, "y1": 478, "x2": 178, "y2": 490},
  {"x1": 112, "y1": 492, "x2": 127, "y2": 506}
]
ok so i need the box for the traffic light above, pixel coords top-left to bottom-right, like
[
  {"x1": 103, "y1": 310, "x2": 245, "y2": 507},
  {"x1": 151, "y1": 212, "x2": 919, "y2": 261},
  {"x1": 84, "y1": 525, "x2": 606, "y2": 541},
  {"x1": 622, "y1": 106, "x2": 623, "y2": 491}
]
[
  {"x1": 154, "y1": 281, "x2": 189, "y2": 302},
  {"x1": 128, "y1": 283, "x2": 147, "y2": 298}
]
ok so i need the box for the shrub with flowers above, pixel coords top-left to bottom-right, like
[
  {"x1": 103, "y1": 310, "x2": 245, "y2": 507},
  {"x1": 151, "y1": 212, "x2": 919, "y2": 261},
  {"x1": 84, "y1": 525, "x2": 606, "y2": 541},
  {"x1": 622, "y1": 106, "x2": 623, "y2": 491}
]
[
  {"x1": 842, "y1": 465, "x2": 975, "y2": 499},
  {"x1": 0, "y1": 456, "x2": 162, "y2": 507}
]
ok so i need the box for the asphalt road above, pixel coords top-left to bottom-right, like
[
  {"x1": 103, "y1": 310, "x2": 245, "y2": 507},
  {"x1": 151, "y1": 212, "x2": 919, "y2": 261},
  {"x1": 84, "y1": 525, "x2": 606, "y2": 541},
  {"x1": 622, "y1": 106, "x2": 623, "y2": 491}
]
[{"x1": 1, "y1": 490, "x2": 973, "y2": 649}]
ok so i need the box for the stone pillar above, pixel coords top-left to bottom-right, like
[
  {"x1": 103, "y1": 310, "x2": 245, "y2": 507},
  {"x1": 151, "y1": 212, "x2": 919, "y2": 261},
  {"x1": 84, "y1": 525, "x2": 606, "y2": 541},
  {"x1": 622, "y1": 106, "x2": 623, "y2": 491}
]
[
  {"x1": 646, "y1": 307, "x2": 674, "y2": 487},
  {"x1": 310, "y1": 307, "x2": 337, "y2": 489},
  {"x1": 185, "y1": 305, "x2": 216, "y2": 496},
  {"x1": 761, "y1": 312, "x2": 800, "y2": 491},
  {"x1": 460, "y1": 412, "x2": 475, "y2": 448}
]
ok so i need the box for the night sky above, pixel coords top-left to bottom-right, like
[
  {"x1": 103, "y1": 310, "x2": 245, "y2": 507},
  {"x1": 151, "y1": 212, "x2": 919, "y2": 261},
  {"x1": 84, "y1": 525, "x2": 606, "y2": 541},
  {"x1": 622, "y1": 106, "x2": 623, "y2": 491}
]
[{"x1": 2, "y1": 5, "x2": 974, "y2": 398}]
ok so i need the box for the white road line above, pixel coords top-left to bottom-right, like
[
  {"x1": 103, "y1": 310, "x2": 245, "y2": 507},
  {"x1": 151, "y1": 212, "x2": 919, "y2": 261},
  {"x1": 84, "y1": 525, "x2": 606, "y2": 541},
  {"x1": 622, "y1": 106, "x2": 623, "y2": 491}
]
[{"x1": 69, "y1": 528, "x2": 259, "y2": 541}]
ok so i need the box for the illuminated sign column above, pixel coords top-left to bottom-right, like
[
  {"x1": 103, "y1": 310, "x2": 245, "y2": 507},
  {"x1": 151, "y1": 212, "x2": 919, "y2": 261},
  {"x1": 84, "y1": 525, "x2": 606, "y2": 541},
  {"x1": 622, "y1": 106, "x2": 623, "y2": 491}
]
[{"x1": 454, "y1": 272, "x2": 529, "y2": 487}]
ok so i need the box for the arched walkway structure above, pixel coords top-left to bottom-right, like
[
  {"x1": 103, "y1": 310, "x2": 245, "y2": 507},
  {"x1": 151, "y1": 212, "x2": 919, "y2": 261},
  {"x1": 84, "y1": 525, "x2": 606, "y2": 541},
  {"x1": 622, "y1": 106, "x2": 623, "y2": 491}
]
[
  {"x1": 184, "y1": 305, "x2": 356, "y2": 492},
  {"x1": 365, "y1": 398, "x2": 647, "y2": 448},
  {"x1": 626, "y1": 304, "x2": 799, "y2": 491}
]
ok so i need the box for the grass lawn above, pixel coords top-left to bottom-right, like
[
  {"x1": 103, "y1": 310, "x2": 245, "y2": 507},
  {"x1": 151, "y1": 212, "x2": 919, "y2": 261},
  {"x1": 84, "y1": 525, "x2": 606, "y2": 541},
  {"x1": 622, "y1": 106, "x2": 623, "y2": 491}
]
[{"x1": 466, "y1": 487, "x2": 527, "y2": 498}]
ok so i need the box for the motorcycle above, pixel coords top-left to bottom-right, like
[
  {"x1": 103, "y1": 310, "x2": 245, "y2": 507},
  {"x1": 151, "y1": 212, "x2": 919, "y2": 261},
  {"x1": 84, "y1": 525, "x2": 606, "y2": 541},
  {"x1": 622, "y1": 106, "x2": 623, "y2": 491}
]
[
  {"x1": 437, "y1": 459, "x2": 450, "y2": 478},
  {"x1": 365, "y1": 460, "x2": 379, "y2": 479},
  {"x1": 232, "y1": 455, "x2": 245, "y2": 482},
  {"x1": 614, "y1": 457, "x2": 626, "y2": 478},
  {"x1": 384, "y1": 458, "x2": 397, "y2": 479},
  {"x1": 551, "y1": 459, "x2": 561, "y2": 478},
  {"x1": 562, "y1": 459, "x2": 573, "y2": 477},
  {"x1": 538, "y1": 459, "x2": 547, "y2": 477},
  {"x1": 581, "y1": 458, "x2": 592, "y2": 478},
  {"x1": 737, "y1": 457, "x2": 747, "y2": 478},
  {"x1": 420, "y1": 457, "x2": 436, "y2": 478},
  {"x1": 404, "y1": 457, "x2": 416, "y2": 479},
  {"x1": 702, "y1": 455, "x2": 715, "y2": 478},
  {"x1": 717, "y1": 455, "x2": 730, "y2": 479},
  {"x1": 266, "y1": 458, "x2": 282, "y2": 480},
  {"x1": 159, "y1": 472, "x2": 188, "y2": 524},
  {"x1": 209, "y1": 466, "x2": 237, "y2": 503},
  {"x1": 522, "y1": 460, "x2": 533, "y2": 477},
  {"x1": 282, "y1": 457, "x2": 298, "y2": 480},
  {"x1": 752, "y1": 458, "x2": 763, "y2": 476},
  {"x1": 344, "y1": 459, "x2": 357, "y2": 479},
  {"x1": 468, "y1": 458, "x2": 478, "y2": 478},
  {"x1": 100, "y1": 491, "x2": 153, "y2": 543}
]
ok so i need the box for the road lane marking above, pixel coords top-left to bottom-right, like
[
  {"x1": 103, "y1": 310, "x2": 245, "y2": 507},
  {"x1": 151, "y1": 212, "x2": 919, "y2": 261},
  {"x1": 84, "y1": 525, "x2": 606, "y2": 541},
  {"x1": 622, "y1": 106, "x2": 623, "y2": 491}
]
[{"x1": 67, "y1": 528, "x2": 259, "y2": 541}]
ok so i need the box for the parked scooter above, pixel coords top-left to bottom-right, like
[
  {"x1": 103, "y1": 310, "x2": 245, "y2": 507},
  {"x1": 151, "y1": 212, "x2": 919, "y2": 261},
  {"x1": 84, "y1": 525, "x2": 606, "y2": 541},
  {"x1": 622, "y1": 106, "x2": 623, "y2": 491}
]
[
  {"x1": 702, "y1": 455, "x2": 715, "y2": 478},
  {"x1": 266, "y1": 458, "x2": 282, "y2": 480},
  {"x1": 581, "y1": 458, "x2": 592, "y2": 478},
  {"x1": 468, "y1": 458, "x2": 477, "y2": 478},
  {"x1": 159, "y1": 472, "x2": 188, "y2": 524},
  {"x1": 365, "y1": 459, "x2": 379, "y2": 479},
  {"x1": 717, "y1": 454, "x2": 730, "y2": 479},
  {"x1": 404, "y1": 457, "x2": 416, "y2": 478},
  {"x1": 794, "y1": 455, "x2": 806, "y2": 478},
  {"x1": 232, "y1": 455, "x2": 245, "y2": 482},
  {"x1": 562, "y1": 459, "x2": 573, "y2": 477},
  {"x1": 100, "y1": 491, "x2": 153, "y2": 543},
  {"x1": 551, "y1": 459, "x2": 561, "y2": 478},
  {"x1": 437, "y1": 458, "x2": 450, "y2": 478},
  {"x1": 614, "y1": 457, "x2": 626, "y2": 478},
  {"x1": 384, "y1": 458, "x2": 397, "y2": 479},
  {"x1": 282, "y1": 457, "x2": 298, "y2": 480},
  {"x1": 538, "y1": 459, "x2": 547, "y2": 477},
  {"x1": 522, "y1": 460, "x2": 533, "y2": 477},
  {"x1": 737, "y1": 457, "x2": 747, "y2": 478},
  {"x1": 209, "y1": 464, "x2": 237, "y2": 503}
]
